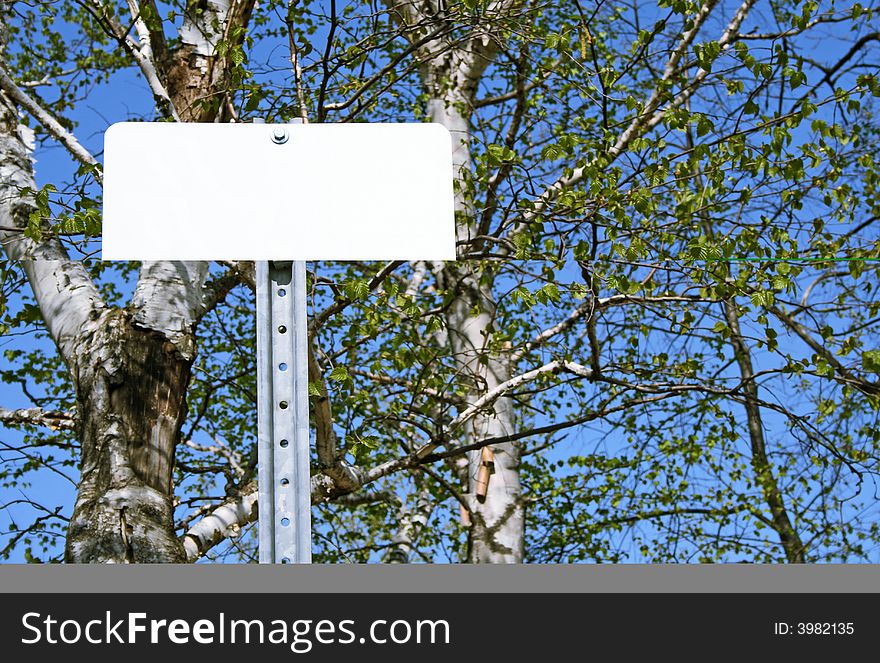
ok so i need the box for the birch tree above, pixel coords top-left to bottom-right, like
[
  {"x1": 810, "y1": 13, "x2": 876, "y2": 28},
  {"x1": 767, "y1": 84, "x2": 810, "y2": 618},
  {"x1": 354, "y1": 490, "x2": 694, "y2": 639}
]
[{"x1": 1, "y1": 0, "x2": 879, "y2": 564}]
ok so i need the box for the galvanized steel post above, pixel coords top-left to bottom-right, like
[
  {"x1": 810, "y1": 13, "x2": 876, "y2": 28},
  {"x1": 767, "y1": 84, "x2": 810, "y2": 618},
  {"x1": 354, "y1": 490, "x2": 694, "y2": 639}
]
[{"x1": 256, "y1": 260, "x2": 312, "y2": 563}]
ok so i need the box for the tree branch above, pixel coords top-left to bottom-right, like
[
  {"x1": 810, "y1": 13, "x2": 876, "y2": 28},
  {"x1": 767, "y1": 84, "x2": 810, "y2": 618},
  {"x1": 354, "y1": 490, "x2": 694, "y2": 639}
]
[
  {"x1": 771, "y1": 305, "x2": 879, "y2": 397},
  {"x1": 81, "y1": 0, "x2": 180, "y2": 120},
  {"x1": 0, "y1": 66, "x2": 102, "y2": 184},
  {"x1": 1, "y1": 78, "x2": 107, "y2": 364},
  {"x1": 0, "y1": 407, "x2": 75, "y2": 430},
  {"x1": 518, "y1": 0, "x2": 756, "y2": 227}
]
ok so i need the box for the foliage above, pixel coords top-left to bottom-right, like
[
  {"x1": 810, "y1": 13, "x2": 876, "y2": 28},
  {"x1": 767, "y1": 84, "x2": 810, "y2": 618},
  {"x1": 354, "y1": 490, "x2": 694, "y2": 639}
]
[{"x1": 1, "y1": 0, "x2": 879, "y2": 563}]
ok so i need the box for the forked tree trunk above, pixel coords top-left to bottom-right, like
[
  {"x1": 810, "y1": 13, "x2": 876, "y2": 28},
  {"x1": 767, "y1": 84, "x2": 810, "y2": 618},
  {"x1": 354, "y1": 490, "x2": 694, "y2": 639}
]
[
  {"x1": 65, "y1": 312, "x2": 193, "y2": 563},
  {"x1": 1, "y1": 5, "x2": 221, "y2": 562}
]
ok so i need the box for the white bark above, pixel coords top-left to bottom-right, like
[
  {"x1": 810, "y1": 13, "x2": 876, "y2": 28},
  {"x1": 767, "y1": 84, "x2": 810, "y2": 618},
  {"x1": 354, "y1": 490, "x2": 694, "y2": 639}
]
[
  {"x1": 0, "y1": 65, "x2": 102, "y2": 183},
  {"x1": 386, "y1": 484, "x2": 434, "y2": 563},
  {"x1": 178, "y1": 0, "x2": 232, "y2": 57},
  {"x1": 183, "y1": 489, "x2": 258, "y2": 562},
  {"x1": 0, "y1": 407, "x2": 75, "y2": 430},
  {"x1": 85, "y1": 0, "x2": 180, "y2": 121},
  {"x1": 125, "y1": 0, "x2": 158, "y2": 60},
  {"x1": 388, "y1": 0, "x2": 527, "y2": 561},
  {"x1": 0, "y1": 89, "x2": 106, "y2": 366},
  {"x1": 444, "y1": 303, "x2": 518, "y2": 564},
  {"x1": 131, "y1": 260, "x2": 211, "y2": 359}
]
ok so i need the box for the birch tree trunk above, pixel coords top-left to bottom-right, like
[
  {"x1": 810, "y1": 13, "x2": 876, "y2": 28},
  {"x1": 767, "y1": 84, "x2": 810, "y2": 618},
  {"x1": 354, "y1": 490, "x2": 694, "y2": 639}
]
[
  {"x1": 1, "y1": 87, "x2": 209, "y2": 560},
  {"x1": 385, "y1": 484, "x2": 434, "y2": 563},
  {"x1": 394, "y1": 3, "x2": 525, "y2": 561},
  {"x1": 63, "y1": 0, "x2": 250, "y2": 560},
  {"x1": 0, "y1": 3, "x2": 241, "y2": 562},
  {"x1": 64, "y1": 308, "x2": 195, "y2": 563},
  {"x1": 64, "y1": 262, "x2": 213, "y2": 563},
  {"x1": 444, "y1": 270, "x2": 524, "y2": 563}
]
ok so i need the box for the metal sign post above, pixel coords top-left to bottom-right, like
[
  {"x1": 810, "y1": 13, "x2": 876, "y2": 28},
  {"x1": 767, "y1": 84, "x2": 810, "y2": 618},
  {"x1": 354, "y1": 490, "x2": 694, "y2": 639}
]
[
  {"x1": 256, "y1": 260, "x2": 311, "y2": 563},
  {"x1": 253, "y1": 119, "x2": 311, "y2": 564},
  {"x1": 101, "y1": 120, "x2": 455, "y2": 564}
]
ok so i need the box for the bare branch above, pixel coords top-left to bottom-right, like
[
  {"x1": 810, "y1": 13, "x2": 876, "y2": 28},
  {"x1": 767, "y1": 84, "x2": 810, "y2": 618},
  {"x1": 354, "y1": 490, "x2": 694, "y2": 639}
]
[
  {"x1": 81, "y1": 0, "x2": 180, "y2": 120},
  {"x1": 771, "y1": 305, "x2": 880, "y2": 397},
  {"x1": 0, "y1": 66, "x2": 102, "y2": 184},
  {"x1": 182, "y1": 487, "x2": 257, "y2": 562},
  {"x1": 0, "y1": 407, "x2": 75, "y2": 430}
]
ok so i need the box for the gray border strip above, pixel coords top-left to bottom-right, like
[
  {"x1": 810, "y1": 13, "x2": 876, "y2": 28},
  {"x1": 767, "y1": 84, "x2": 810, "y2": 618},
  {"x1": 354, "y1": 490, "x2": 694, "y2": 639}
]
[{"x1": 1, "y1": 565, "x2": 879, "y2": 593}]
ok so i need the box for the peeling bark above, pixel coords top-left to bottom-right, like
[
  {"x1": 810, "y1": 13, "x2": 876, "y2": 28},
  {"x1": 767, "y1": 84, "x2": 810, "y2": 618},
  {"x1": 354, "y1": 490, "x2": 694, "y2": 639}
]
[
  {"x1": 163, "y1": 0, "x2": 257, "y2": 122},
  {"x1": 409, "y1": 11, "x2": 525, "y2": 561}
]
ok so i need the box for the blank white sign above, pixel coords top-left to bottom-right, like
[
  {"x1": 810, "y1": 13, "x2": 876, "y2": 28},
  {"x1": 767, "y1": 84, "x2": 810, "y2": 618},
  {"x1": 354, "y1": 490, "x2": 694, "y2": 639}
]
[{"x1": 102, "y1": 122, "x2": 455, "y2": 261}]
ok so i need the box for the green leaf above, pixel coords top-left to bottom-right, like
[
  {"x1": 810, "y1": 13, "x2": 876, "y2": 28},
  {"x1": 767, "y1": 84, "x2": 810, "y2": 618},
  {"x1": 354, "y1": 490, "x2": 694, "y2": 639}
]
[
  {"x1": 328, "y1": 366, "x2": 349, "y2": 382},
  {"x1": 696, "y1": 114, "x2": 713, "y2": 137},
  {"x1": 512, "y1": 233, "x2": 531, "y2": 259},
  {"x1": 486, "y1": 144, "x2": 516, "y2": 166},
  {"x1": 344, "y1": 279, "x2": 370, "y2": 301},
  {"x1": 535, "y1": 283, "x2": 561, "y2": 305},
  {"x1": 862, "y1": 350, "x2": 880, "y2": 373},
  {"x1": 750, "y1": 290, "x2": 775, "y2": 308},
  {"x1": 512, "y1": 286, "x2": 536, "y2": 307}
]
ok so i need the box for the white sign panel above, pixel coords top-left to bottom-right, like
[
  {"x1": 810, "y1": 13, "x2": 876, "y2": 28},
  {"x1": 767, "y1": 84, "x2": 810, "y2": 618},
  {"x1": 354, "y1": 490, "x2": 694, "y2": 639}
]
[{"x1": 102, "y1": 122, "x2": 456, "y2": 261}]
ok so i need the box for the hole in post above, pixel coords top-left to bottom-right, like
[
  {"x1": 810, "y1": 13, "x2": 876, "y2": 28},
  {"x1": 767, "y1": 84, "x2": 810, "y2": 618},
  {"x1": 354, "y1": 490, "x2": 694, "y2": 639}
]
[
  {"x1": 279, "y1": 362, "x2": 288, "y2": 371},
  {"x1": 281, "y1": 557, "x2": 291, "y2": 564},
  {"x1": 279, "y1": 401, "x2": 289, "y2": 409},
  {"x1": 281, "y1": 518, "x2": 290, "y2": 527},
  {"x1": 280, "y1": 478, "x2": 289, "y2": 486},
  {"x1": 279, "y1": 439, "x2": 289, "y2": 448},
  {"x1": 278, "y1": 288, "x2": 287, "y2": 297},
  {"x1": 278, "y1": 325, "x2": 287, "y2": 334}
]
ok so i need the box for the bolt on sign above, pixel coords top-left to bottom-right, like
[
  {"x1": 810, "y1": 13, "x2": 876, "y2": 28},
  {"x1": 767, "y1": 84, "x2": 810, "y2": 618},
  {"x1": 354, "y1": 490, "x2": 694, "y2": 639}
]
[
  {"x1": 102, "y1": 122, "x2": 456, "y2": 261},
  {"x1": 102, "y1": 122, "x2": 456, "y2": 563}
]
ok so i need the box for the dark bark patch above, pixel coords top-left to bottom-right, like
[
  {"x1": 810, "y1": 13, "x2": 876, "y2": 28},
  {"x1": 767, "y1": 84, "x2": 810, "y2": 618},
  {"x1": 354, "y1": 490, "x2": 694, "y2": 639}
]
[
  {"x1": 106, "y1": 321, "x2": 192, "y2": 494},
  {"x1": 66, "y1": 312, "x2": 194, "y2": 563}
]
